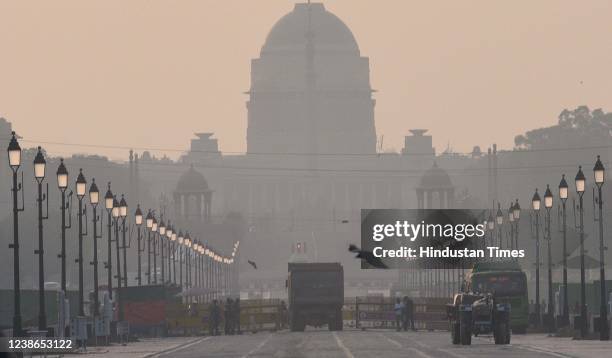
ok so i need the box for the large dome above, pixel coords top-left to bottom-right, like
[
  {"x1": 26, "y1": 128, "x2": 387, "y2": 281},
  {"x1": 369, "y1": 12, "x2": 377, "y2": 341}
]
[
  {"x1": 419, "y1": 162, "x2": 454, "y2": 189},
  {"x1": 176, "y1": 165, "x2": 209, "y2": 194},
  {"x1": 261, "y1": 3, "x2": 359, "y2": 54}
]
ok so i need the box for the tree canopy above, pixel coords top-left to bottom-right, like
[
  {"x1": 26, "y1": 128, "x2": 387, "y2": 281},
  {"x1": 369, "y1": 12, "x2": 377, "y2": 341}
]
[{"x1": 514, "y1": 106, "x2": 612, "y2": 149}]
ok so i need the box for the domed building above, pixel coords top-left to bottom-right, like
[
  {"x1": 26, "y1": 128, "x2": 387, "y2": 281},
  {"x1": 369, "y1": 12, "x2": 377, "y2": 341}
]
[
  {"x1": 246, "y1": 2, "x2": 377, "y2": 155},
  {"x1": 416, "y1": 162, "x2": 455, "y2": 209},
  {"x1": 173, "y1": 165, "x2": 213, "y2": 221}
]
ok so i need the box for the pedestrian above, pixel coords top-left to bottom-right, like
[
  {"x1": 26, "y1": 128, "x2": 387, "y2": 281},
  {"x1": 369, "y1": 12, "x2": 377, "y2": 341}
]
[
  {"x1": 402, "y1": 296, "x2": 415, "y2": 331},
  {"x1": 394, "y1": 297, "x2": 404, "y2": 332},
  {"x1": 233, "y1": 298, "x2": 241, "y2": 335},
  {"x1": 281, "y1": 301, "x2": 288, "y2": 329},
  {"x1": 225, "y1": 298, "x2": 233, "y2": 335},
  {"x1": 401, "y1": 296, "x2": 409, "y2": 331},
  {"x1": 209, "y1": 300, "x2": 220, "y2": 336}
]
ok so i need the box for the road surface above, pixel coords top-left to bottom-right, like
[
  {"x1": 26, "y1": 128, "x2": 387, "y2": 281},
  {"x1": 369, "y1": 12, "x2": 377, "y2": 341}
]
[{"x1": 153, "y1": 329, "x2": 610, "y2": 358}]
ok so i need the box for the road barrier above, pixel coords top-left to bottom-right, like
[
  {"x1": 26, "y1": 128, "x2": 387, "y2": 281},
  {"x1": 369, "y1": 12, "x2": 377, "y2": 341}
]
[
  {"x1": 166, "y1": 299, "x2": 285, "y2": 335},
  {"x1": 352, "y1": 296, "x2": 450, "y2": 331}
]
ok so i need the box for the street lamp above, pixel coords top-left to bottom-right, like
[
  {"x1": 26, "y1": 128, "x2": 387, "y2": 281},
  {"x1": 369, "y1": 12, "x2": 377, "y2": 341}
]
[
  {"x1": 56, "y1": 159, "x2": 70, "y2": 292},
  {"x1": 119, "y1": 195, "x2": 128, "y2": 288},
  {"x1": 178, "y1": 231, "x2": 184, "y2": 289},
  {"x1": 104, "y1": 183, "x2": 114, "y2": 299},
  {"x1": 145, "y1": 210, "x2": 153, "y2": 285},
  {"x1": 89, "y1": 178, "x2": 102, "y2": 321},
  {"x1": 112, "y1": 196, "x2": 124, "y2": 321},
  {"x1": 532, "y1": 188, "x2": 542, "y2": 328},
  {"x1": 76, "y1": 169, "x2": 87, "y2": 316},
  {"x1": 166, "y1": 224, "x2": 173, "y2": 285},
  {"x1": 508, "y1": 202, "x2": 515, "y2": 250},
  {"x1": 496, "y1": 203, "x2": 503, "y2": 248},
  {"x1": 513, "y1": 199, "x2": 521, "y2": 251},
  {"x1": 559, "y1": 174, "x2": 569, "y2": 327},
  {"x1": 159, "y1": 220, "x2": 166, "y2": 285},
  {"x1": 151, "y1": 218, "x2": 158, "y2": 284},
  {"x1": 593, "y1": 156, "x2": 609, "y2": 340},
  {"x1": 135, "y1": 205, "x2": 143, "y2": 286},
  {"x1": 171, "y1": 230, "x2": 177, "y2": 285},
  {"x1": 34, "y1": 147, "x2": 49, "y2": 331},
  {"x1": 575, "y1": 166, "x2": 587, "y2": 339},
  {"x1": 7, "y1": 132, "x2": 23, "y2": 335},
  {"x1": 544, "y1": 184, "x2": 555, "y2": 333}
]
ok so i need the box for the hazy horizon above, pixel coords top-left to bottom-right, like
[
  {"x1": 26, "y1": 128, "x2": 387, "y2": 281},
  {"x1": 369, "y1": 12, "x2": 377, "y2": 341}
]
[{"x1": 2, "y1": 0, "x2": 612, "y2": 160}]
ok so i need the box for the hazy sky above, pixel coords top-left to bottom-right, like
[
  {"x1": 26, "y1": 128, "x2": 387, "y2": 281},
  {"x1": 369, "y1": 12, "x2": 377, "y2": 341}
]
[{"x1": 1, "y1": 0, "x2": 612, "y2": 160}]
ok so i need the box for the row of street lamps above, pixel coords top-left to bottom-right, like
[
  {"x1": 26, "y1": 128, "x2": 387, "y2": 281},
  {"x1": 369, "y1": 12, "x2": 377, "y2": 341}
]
[
  {"x1": 529, "y1": 156, "x2": 608, "y2": 340},
  {"x1": 7, "y1": 132, "x2": 239, "y2": 338}
]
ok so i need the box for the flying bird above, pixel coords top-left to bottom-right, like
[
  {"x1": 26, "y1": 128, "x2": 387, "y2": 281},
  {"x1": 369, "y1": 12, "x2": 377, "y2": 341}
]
[
  {"x1": 348, "y1": 244, "x2": 387, "y2": 269},
  {"x1": 248, "y1": 260, "x2": 258, "y2": 269}
]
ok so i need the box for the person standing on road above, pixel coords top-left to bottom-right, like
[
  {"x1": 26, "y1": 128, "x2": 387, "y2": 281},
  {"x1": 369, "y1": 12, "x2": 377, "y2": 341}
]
[
  {"x1": 402, "y1": 296, "x2": 415, "y2": 331},
  {"x1": 394, "y1": 297, "x2": 404, "y2": 332},
  {"x1": 225, "y1": 298, "x2": 233, "y2": 335},
  {"x1": 233, "y1": 298, "x2": 241, "y2": 335},
  {"x1": 209, "y1": 300, "x2": 220, "y2": 336}
]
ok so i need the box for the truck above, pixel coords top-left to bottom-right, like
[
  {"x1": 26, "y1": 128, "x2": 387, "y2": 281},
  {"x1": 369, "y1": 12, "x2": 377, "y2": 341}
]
[
  {"x1": 287, "y1": 263, "x2": 344, "y2": 331},
  {"x1": 463, "y1": 261, "x2": 528, "y2": 333}
]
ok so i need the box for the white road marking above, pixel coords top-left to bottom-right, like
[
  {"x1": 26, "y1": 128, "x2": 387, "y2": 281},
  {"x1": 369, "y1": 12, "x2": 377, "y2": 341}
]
[
  {"x1": 515, "y1": 344, "x2": 577, "y2": 358},
  {"x1": 241, "y1": 333, "x2": 274, "y2": 358},
  {"x1": 437, "y1": 348, "x2": 470, "y2": 358},
  {"x1": 333, "y1": 331, "x2": 356, "y2": 358},
  {"x1": 379, "y1": 333, "x2": 402, "y2": 348},
  {"x1": 147, "y1": 336, "x2": 211, "y2": 358},
  {"x1": 386, "y1": 332, "x2": 436, "y2": 358}
]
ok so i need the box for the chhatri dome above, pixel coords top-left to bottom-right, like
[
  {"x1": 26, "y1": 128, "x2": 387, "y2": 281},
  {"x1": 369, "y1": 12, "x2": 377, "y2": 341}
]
[{"x1": 246, "y1": 2, "x2": 377, "y2": 155}]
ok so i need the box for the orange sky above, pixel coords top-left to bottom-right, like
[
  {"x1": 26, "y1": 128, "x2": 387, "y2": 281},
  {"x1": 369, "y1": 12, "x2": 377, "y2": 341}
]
[{"x1": 1, "y1": 0, "x2": 612, "y2": 160}]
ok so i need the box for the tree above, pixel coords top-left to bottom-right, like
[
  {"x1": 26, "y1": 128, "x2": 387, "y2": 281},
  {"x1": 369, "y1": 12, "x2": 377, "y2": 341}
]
[{"x1": 514, "y1": 106, "x2": 612, "y2": 149}]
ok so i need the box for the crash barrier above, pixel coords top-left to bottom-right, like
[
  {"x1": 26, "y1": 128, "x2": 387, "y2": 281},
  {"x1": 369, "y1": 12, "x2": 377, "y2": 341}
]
[
  {"x1": 353, "y1": 296, "x2": 450, "y2": 330},
  {"x1": 166, "y1": 299, "x2": 286, "y2": 335}
]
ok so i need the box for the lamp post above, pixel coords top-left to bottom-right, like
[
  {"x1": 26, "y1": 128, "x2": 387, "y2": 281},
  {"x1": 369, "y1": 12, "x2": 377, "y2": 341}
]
[
  {"x1": 496, "y1": 203, "x2": 503, "y2": 248},
  {"x1": 112, "y1": 196, "x2": 122, "y2": 314},
  {"x1": 159, "y1": 220, "x2": 166, "y2": 285},
  {"x1": 134, "y1": 206, "x2": 143, "y2": 286},
  {"x1": 152, "y1": 218, "x2": 158, "y2": 284},
  {"x1": 171, "y1": 231, "x2": 177, "y2": 285},
  {"x1": 8, "y1": 131, "x2": 24, "y2": 336},
  {"x1": 532, "y1": 189, "x2": 542, "y2": 328},
  {"x1": 487, "y1": 212, "x2": 495, "y2": 252},
  {"x1": 56, "y1": 158, "x2": 69, "y2": 292},
  {"x1": 544, "y1": 184, "x2": 555, "y2": 333},
  {"x1": 508, "y1": 202, "x2": 515, "y2": 249},
  {"x1": 89, "y1": 179, "x2": 101, "y2": 319},
  {"x1": 34, "y1": 147, "x2": 49, "y2": 331},
  {"x1": 179, "y1": 233, "x2": 185, "y2": 290},
  {"x1": 575, "y1": 166, "x2": 587, "y2": 338},
  {"x1": 166, "y1": 224, "x2": 173, "y2": 285},
  {"x1": 559, "y1": 174, "x2": 569, "y2": 327},
  {"x1": 593, "y1": 155, "x2": 609, "y2": 340},
  {"x1": 145, "y1": 211, "x2": 153, "y2": 285},
  {"x1": 119, "y1": 195, "x2": 128, "y2": 288},
  {"x1": 104, "y1": 184, "x2": 114, "y2": 299},
  {"x1": 513, "y1": 199, "x2": 521, "y2": 252},
  {"x1": 76, "y1": 169, "x2": 87, "y2": 316}
]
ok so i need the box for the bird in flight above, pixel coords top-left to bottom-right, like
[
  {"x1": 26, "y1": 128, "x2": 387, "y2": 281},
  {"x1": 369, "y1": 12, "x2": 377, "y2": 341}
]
[
  {"x1": 348, "y1": 244, "x2": 387, "y2": 269},
  {"x1": 248, "y1": 260, "x2": 258, "y2": 269}
]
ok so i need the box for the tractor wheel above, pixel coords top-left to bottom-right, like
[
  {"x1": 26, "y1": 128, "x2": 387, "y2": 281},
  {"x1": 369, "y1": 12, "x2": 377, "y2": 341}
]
[
  {"x1": 459, "y1": 316, "x2": 472, "y2": 345},
  {"x1": 451, "y1": 322, "x2": 460, "y2": 345},
  {"x1": 494, "y1": 322, "x2": 509, "y2": 345}
]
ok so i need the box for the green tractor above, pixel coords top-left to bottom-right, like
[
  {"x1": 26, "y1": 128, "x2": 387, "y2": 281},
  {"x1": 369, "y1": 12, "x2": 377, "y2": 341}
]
[{"x1": 447, "y1": 292, "x2": 511, "y2": 345}]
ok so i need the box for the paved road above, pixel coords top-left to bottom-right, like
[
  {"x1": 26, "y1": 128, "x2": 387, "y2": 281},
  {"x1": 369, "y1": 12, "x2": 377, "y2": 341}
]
[{"x1": 153, "y1": 329, "x2": 610, "y2": 358}]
